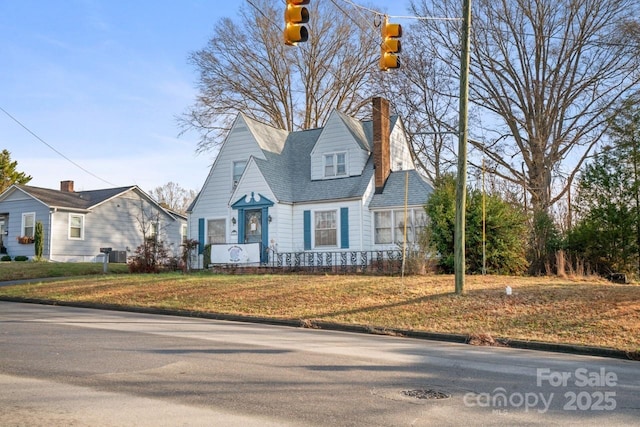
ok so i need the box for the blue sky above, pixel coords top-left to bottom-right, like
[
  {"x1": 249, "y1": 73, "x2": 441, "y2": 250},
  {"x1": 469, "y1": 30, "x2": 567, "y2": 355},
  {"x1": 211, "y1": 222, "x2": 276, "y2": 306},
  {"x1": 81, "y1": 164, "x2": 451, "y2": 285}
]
[{"x1": 1, "y1": 1, "x2": 406, "y2": 193}]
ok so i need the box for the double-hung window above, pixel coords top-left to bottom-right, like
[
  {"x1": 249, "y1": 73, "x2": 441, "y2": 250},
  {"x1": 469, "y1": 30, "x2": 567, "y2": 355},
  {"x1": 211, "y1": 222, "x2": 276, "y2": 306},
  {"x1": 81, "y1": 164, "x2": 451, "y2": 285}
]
[
  {"x1": 207, "y1": 219, "x2": 226, "y2": 244},
  {"x1": 315, "y1": 210, "x2": 337, "y2": 247},
  {"x1": 21, "y1": 212, "x2": 35, "y2": 238},
  {"x1": 324, "y1": 152, "x2": 347, "y2": 178},
  {"x1": 374, "y1": 211, "x2": 392, "y2": 244},
  {"x1": 150, "y1": 222, "x2": 158, "y2": 239},
  {"x1": 69, "y1": 214, "x2": 84, "y2": 239},
  {"x1": 181, "y1": 224, "x2": 188, "y2": 243}
]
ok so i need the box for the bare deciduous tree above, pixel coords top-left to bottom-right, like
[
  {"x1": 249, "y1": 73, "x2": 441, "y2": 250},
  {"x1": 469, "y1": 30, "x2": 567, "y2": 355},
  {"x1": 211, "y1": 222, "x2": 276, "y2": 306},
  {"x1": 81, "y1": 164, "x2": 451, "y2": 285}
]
[
  {"x1": 149, "y1": 182, "x2": 196, "y2": 215},
  {"x1": 377, "y1": 25, "x2": 460, "y2": 183},
  {"x1": 410, "y1": 0, "x2": 640, "y2": 214},
  {"x1": 181, "y1": 0, "x2": 383, "y2": 154}
]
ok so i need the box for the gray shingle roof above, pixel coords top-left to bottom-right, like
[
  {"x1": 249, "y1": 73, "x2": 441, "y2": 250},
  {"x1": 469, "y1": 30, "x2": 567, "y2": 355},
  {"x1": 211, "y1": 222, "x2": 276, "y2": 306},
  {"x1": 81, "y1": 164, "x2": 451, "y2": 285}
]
[
  {"x1": 369, "y1": 170, "x2": 433, "y2": 208},
  {"x1": 14, "y1": 184, "x2": 134, "y2": 210},
  {"x1": 251, "y1": 113, "x2": 432, "y2": 207}
]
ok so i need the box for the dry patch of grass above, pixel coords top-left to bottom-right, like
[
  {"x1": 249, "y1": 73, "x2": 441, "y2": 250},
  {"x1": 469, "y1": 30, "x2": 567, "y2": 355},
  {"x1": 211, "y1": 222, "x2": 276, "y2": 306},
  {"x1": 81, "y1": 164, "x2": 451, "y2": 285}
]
[{"x1": 1, "y1": 272, "x2": 638, "y2": 355}]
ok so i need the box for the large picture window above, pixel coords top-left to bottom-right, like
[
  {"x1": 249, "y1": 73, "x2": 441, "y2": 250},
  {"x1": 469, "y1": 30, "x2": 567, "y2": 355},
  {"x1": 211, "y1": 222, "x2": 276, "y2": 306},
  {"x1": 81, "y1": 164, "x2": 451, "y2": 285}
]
[
  {"x1": 21, "y1": 212, "x2": 35, "y2": 238},
  {"x1": 315, "y1": 210, "x2": 337, "y2": 247},
  {"x1": 394, "y1": 209, "x2": 411, "y2": 244},
  {"x1": 69, "y1": 214, "x2": 84, "y2": 239},
  {"x1": 374, "y1": 209, "x2": 427, "y2": 245},
  {"x1": 207, "y1": 219, "x2": 226, "y2": 244}
]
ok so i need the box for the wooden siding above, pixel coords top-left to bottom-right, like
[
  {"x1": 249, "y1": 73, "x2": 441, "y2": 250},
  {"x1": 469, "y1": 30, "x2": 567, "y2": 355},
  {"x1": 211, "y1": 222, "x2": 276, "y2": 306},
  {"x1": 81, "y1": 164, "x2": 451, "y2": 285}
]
[
  {"x1": 270, "y1": 203, "x2": 293, "y2": 253},
  {"x1": 361, "y1": 178, "x2": 376, "y2": 249},
  {"x1": 50, "y1": 190, "x2": 184, "y2": 262},
  {"x1": 291, "y1": 200, "x2": 363, "y2": 252},
  {"x1": 389, "y1": 120, "x2": 414, "y2": 172},
  {"x1": 188, "y1": 116, "x2": 265, "y2": 244},
  {"x1": 0, "y1": 195, "x2": 50, "y2": 259}
]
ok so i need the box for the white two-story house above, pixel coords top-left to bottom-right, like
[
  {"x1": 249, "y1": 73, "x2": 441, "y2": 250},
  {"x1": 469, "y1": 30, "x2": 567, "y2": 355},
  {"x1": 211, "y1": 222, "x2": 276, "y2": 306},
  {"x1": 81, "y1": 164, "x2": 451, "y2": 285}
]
[{"x1": 187, "y1": 97, "x2": 433, "y2": 267}]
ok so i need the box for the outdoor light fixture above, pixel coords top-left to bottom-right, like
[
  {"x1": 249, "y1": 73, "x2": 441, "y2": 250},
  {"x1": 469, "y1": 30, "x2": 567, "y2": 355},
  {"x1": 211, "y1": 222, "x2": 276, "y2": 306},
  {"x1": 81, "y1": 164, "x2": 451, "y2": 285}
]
[
  {"x1": 268, "y1": 215, "x2": 272, "y2": 223},
  {"x1": 231, "y1": 217, "x2": 236, "y2": 225}
]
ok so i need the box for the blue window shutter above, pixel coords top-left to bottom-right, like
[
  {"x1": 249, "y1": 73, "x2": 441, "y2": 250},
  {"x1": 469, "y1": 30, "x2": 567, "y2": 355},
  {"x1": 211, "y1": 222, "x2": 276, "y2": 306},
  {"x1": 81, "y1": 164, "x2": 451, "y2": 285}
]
[
  {"x1": 303, "y1": 210, "x2": 311, "y2": 250},
  {"x1": 340, "y1": 207, "x2": 349, "y2": 248},
  {"x1": 198, "y1": 218, "x2": 205, "y2": 254}
]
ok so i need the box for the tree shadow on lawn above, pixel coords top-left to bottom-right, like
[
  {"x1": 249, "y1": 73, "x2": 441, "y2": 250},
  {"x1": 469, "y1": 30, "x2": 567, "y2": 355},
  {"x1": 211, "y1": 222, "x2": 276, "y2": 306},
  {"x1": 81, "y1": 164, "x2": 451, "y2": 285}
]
[{"x1": 310, "y1": 288, "x2": 491, "y2": 320}]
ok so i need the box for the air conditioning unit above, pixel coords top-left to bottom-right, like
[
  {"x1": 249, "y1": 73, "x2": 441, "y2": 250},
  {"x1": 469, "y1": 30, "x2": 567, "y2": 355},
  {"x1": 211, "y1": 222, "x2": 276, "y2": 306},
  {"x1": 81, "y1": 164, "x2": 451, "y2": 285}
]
[{"x1": 109, "y1": 250, "x2": 127, "y2": 263}]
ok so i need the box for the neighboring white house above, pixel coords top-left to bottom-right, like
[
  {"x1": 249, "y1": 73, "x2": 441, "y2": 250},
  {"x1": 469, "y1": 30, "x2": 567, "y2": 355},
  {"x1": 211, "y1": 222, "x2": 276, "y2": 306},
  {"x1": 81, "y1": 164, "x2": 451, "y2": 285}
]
[
  {"x1": 0, "y1": 181, "x2": 187, "y2": 262},
  {"x1": 187, "y1": 97, "x2": 433, "y2": 266}
]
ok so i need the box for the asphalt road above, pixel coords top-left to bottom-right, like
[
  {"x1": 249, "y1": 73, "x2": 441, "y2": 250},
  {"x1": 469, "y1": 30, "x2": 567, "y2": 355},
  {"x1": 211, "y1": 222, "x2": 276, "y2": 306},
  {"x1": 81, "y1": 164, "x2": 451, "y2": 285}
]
[{"x1": 0, "y1": 301, "x2": 638, "y2": 426}]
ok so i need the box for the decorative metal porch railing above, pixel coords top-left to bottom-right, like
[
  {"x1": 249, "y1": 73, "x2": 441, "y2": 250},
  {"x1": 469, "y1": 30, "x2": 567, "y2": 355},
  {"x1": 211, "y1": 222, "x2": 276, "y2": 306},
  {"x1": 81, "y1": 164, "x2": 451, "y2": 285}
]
[{"x1": 269, "y1": 249, "x2": 413, "y2": 275}]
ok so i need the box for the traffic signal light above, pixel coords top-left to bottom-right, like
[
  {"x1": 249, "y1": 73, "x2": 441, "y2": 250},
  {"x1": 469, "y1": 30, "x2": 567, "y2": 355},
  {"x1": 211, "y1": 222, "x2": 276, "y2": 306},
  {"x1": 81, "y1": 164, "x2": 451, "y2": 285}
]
[
  {"x1": 380, "y1": 15, "x2": 401, "y2": 71},
  {"x1": 284, "y1": 0, "x2": 310, "y2": 46}
]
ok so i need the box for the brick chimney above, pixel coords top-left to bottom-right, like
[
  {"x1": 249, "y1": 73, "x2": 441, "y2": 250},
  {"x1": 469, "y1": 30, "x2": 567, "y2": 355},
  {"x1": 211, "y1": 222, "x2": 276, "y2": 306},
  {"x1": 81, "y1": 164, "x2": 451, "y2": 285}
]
[
  {"x1": 372, "y1": 97, "x2": 391, "y2": 193},
  {"x1": 60, "y1": 180, "x2": 74, "y2": 192}
]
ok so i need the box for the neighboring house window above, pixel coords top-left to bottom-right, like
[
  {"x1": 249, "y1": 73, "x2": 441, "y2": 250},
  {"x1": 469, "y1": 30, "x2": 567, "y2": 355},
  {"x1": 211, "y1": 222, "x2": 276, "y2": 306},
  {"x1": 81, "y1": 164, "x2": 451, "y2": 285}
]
[
  {"x1": 324, "y1": 152, "x2": 347, "y2": 178},
  {"x1": 150, "y1": 222, "x2": 158, "y2": 239},
  {"x1": 374, "y1": 209, "x2": 428, "y2": 244},
  {"x1": 315, "y1": 210, "x2": 337, "y2": 247},
  {"x1": 207, "y1": 219, "x2": 226, "y2": 244},
  {"x1": 69, "y1": 214, "x2": 84, "y2": 239},
  {"x1": 21, "y1": 212, "x2": 35, "y2": 238},
  {"x1": 181, "y1": 224, "x2": 188, "y2": 243},
  {"x1": 233, "y1": 160, "x2": 247, "y2": 190}
]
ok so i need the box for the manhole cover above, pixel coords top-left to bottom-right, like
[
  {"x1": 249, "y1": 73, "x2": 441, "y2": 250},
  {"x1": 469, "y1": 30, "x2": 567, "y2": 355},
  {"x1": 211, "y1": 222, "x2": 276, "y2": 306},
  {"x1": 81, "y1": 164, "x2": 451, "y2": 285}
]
[{"x1": 401, "y1": 389, "x2": 451, "y2": 400}]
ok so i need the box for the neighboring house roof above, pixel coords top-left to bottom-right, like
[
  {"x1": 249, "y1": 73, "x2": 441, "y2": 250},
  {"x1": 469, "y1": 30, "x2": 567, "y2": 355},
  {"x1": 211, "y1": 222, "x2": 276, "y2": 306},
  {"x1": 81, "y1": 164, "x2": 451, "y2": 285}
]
[
  {"x1": 2, "y1": 184, "x2": 181, "y2": 219},
  {"x1": 7, "y1": 185, "x2": 135, "y2": 211}
]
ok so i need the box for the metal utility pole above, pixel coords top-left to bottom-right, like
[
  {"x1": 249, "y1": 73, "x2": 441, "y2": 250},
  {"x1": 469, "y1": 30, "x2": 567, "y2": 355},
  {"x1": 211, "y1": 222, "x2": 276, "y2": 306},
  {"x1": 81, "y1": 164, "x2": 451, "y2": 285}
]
[{"x1": 455, "y1": 0, "x2": 471, "y2": 295}]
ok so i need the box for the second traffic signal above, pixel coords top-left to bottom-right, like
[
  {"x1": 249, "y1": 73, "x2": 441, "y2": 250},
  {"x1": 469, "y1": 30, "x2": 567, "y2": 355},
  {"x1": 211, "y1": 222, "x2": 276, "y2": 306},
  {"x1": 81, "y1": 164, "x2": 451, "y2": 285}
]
[
  {"x1": 380, "y1": 15, "x2": 402, "y2": 71},
  {"x1": 284, "y1": 0, "x2": 310, "y2": 46}
]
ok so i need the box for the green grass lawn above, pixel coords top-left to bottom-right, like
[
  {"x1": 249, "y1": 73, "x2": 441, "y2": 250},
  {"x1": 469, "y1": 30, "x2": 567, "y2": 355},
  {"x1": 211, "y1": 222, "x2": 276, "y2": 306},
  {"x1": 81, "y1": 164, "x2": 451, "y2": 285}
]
[
  {"x1": 0, "y1": 261, "x2": 129, "y2": 281},
  {"x1": 0, "y1": 263, "x2": 638, "y2": 357}
]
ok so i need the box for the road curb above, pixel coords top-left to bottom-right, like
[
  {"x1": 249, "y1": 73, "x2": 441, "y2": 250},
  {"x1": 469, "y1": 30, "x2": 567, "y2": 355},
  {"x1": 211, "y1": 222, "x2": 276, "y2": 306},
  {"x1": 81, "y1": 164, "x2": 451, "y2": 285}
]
[{"x1": 1, "y1": 295, "x2": 637, "y2": 361}]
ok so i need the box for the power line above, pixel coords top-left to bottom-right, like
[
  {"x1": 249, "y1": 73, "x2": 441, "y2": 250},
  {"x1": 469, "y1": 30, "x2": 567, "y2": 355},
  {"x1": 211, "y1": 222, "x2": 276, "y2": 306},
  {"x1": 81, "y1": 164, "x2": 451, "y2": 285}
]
[
  {"x1": 0, "y1": 105, "x2": 118, "y2": 187},
  {"x1": 338, "y1": 0, "x2": 461, "y2": 21}
]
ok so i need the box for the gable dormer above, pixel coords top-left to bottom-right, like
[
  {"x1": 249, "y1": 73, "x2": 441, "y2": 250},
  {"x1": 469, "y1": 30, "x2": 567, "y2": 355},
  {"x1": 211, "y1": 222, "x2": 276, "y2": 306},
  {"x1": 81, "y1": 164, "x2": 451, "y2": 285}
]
[
  {"x1": 310, "y1": 110, "x2": 370, "y2": 180},
  {"x1": 210, "y1": 114, "x2": 289, "y2": 195}
]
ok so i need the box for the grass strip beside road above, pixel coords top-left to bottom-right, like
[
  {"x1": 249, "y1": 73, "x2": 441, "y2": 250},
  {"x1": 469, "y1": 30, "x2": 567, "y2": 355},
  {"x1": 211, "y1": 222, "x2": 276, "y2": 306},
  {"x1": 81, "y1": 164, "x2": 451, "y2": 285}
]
[
  {"x1": 0, "y1": 261, "x2": 130, "y2": 280},
  {"x1": 1, "y1": 270, "x2": 638, "y2": 357}
]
